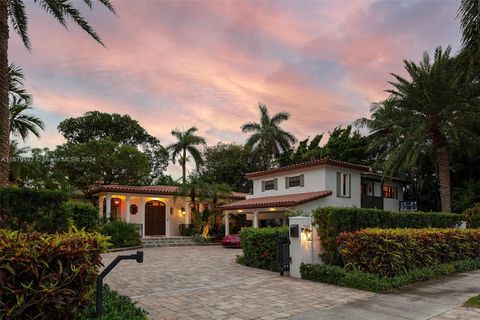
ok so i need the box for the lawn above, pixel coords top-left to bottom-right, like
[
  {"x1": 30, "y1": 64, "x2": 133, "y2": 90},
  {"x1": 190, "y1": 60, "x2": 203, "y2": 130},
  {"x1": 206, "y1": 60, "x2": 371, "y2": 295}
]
[{"x1": 464, "y1": 295, "x2": 480, "y2": 308}]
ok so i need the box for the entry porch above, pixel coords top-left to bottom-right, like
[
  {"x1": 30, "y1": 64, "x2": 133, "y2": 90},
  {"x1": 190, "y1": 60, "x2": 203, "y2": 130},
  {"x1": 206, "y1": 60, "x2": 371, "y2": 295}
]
[
  {"x1": 223, "y1": 207, "x2": 289, "y2": 235},
  {"x1": 94, "y1": 191, "x2": 200, "y2": 238}
]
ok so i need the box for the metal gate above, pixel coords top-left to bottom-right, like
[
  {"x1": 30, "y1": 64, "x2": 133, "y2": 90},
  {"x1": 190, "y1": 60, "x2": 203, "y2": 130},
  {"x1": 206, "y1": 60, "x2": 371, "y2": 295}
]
[{"x1": 276, "y1": 233, "x2": 290, "y2": 276}]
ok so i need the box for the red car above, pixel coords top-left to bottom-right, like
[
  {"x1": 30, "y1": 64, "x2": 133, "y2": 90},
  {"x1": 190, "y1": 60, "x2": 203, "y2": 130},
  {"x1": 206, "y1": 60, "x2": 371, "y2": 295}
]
[{"x1": 222, "y1": 234, "x2": 241, "y2": 248}]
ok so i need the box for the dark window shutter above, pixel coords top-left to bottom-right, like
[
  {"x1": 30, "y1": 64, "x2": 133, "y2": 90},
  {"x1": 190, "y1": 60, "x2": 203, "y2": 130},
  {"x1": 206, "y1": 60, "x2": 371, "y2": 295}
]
[
  {"x1": 300, "y1": 174, "x2": 305, "y2": 187},
  {"x1": 261, "y1": 181, "x2": 265, "y2": 192},
  {"x1": 336, "y1": 172, "x2": 341, "y2": 196},
  {"x1": 274, "y1": 178, "x2": 278, "y2": 190},
  {"x1": 285, "y1": 177, "x2": 290, "y2": 189},
  {"x1": 348, "y1": 174, "x2": 351, "y2": 197}
]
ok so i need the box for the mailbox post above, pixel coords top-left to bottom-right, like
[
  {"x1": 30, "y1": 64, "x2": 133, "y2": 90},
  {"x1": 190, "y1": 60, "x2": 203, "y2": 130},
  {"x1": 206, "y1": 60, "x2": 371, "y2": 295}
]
[{"x1": 96, "y1": 251, "x2": 144, "y2": 317}]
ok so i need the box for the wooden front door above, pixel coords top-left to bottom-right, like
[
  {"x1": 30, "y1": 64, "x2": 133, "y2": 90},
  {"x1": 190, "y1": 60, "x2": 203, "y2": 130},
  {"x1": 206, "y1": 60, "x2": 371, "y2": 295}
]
[{"x1": 145, "y1": 201, "x2": 166, "y2": 236}]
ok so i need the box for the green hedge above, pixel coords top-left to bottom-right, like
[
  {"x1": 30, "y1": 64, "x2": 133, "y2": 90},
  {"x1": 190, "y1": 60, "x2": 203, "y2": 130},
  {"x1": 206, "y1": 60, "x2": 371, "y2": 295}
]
[
  {"x1": 78, "y1": 285, "x2": 147, "y2": 320},
  {"x1": 313, "y1": 207, "x2": 465, "y2": 264},
  {"x1": 300, "y1": 258, "x2": 480, "y2": 292},
  {"x1": 238, "y1": 226, "x2": 288, "y2": 271},
  {"x1": 62, "y1": 201, "x2": 99, "y2": 231},
  {"x1": 338, "y1": 228, "x2": 480, "y2": 276},
  {"x1": 0, "y1": 187, "x2": 70, "y2": 233},
  {"x1": 0, "y1": 229, "x2": 108, "y2": 319},
  {"x1": 100, "y1": 221, "x2": 141, "y2": 248}
]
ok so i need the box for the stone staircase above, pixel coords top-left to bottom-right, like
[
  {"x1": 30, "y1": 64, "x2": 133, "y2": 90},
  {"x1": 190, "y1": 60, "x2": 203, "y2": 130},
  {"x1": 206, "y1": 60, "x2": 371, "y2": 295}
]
[{"x1": 141, "y1": 236, "x2": 198, "y2": 248}]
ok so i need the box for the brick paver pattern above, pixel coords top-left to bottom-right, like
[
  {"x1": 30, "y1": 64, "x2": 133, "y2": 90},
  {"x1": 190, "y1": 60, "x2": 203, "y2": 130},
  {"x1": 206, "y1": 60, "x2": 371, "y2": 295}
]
[
  {"x1": 431, "y1": 306, "x2": 480, "y2": 320},
  {"x1": 102, "y1": 246, "x2": 372, "y2": 320}
]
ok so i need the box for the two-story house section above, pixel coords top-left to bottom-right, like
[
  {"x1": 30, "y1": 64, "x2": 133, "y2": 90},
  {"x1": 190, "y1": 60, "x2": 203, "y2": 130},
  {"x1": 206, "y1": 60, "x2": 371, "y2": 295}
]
[{"x1": 220, "y1": 158, "x2": 407, "y2": 235}]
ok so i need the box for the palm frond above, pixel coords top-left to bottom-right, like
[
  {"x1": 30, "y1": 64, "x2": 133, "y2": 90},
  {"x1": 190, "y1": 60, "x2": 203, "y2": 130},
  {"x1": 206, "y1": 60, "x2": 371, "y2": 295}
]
[{"x1": 8, "y1": 0, "x2": 31, "y2": 50}]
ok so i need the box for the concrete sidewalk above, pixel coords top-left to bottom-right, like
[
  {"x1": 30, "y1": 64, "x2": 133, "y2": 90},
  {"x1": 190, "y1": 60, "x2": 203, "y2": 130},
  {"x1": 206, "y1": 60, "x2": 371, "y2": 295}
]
[{"x1": 291, "y1": 270, "x2": 480, "y2": 320}]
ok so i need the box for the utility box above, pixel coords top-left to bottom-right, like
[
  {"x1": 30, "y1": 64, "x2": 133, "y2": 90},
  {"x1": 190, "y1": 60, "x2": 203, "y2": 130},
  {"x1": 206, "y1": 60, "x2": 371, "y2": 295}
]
[{"x1": 289, "y1": 216, "x2": 324, "y2": 278}]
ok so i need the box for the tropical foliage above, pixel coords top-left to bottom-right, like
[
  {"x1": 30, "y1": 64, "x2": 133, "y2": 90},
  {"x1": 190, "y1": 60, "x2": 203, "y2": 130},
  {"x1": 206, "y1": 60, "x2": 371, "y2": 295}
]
[
  {"x1": 241, "y1": 103, "x2": 296, "y2": 167},
  {"x1": 0, "y1": 0, "x2": 116, "y2": 186},
  {"x1": 357, "y1": 46, "x2": 480, "y2": 212},
  {"x1": 0, "y1": 229, "x2": 108, "y2": 319}
]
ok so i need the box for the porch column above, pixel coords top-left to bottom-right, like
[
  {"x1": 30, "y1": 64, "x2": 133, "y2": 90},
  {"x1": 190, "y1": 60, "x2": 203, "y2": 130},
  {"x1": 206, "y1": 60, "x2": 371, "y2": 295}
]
[
  {"x1": 140, "y1": 198, "x2": 146, "y2": 237},
  {"x1": 224, "y1": 213, "x2": 230, "y2": 236},
  {"x1": 185, "y1": 202, "x2": 191, "y2": 224},
  {"x1": 125, "y1": 195, "x2": 131, "y2": 223},
  {"x1": 98, "y1": 195, "x2": 104, "y2": 219},
  {"x1": 105, "y1": 193, "x2": 112, "y2": 220},
  {"x1": 253, "y1": 210, "x2": 259, "y2": 228}
]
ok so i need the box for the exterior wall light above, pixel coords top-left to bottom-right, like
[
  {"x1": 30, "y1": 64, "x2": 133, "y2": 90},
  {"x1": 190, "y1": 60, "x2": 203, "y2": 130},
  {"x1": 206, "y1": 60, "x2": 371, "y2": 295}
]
[
  {"x1": 181, "y1": 207, "x2": 186, "y2": 215},
  {"x1": 301, "y1": 227, "x2": 312, "y2": 241},
  {"x1": 113, "y1": 198, "x2": 121, "y2": 207}
]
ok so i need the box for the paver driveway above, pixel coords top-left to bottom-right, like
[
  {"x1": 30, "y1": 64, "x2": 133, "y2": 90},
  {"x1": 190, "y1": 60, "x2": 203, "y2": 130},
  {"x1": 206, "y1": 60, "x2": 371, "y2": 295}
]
[{"x1": 102, "y1": 246, "x2": 372, "y2": 320}]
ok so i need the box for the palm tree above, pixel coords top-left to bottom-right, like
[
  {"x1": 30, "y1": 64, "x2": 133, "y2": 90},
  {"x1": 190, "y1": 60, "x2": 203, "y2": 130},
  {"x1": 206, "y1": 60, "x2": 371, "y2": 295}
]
[
  {"x1": 167, "y1": 127, "x2": 206, "y2": 184},
  {"x1": 0, "y1": 0, "x2": 116, "y2": 186},
  {"x1": 8, "y1": 63, "x2": 31, "y2": 103},
  {"x1": 241, "y1": 103, "x2": 296, "y2": 167},
  {"x1": 357, "y1": 46, "x2": 480, "y2": 212},
  {"x1": 10, "y1": 97, "x2": 44, "y2": 140},
  {"x1": 9, "y1": 139, "x2": 28, "y2": 184}
]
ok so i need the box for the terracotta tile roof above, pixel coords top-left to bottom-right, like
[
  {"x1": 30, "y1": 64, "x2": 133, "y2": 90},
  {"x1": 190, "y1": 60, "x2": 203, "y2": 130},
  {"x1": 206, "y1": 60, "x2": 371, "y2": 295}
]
[
  {"x1": 88, "y1": 184, "x2": 247, "y2": 199},
  {"x1": 245, "y1": 158, "x2": 369, "y2": 179},
  {"x1": 218, "y1": 190, "x2": 332, "y2": 210}
]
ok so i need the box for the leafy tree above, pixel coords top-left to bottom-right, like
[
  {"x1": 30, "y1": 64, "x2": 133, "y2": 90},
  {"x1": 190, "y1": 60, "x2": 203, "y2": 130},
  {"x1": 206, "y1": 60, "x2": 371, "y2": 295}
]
[
  {"x1": 58, "y1": 111, "x2": 155, "y2": 147},
  {"x1": 8, "y1": 139, "x2": 28, "y2": 184},
  {"x1": 199, "y1": 143, "x2": 265, "y2": 193},
  {"x1": 53, "y1": 138, "x2": 151, "y2": 192},
  {"x1": 276, "y1": 134, "x2": 323, "y2": 167},
  {"x1": 58, "y1": 111, "x2": 169, "y2": 184},
  {"x1": 241, "y1": 103, "x2": 296, "y2": 167},
  {"x1": 323, "y1": 126, "x2": 371, "y2": 165},
  {"x1": 1, "y1": 0, "x2": 116, "y2": 186},
  {"x1": 357, "y1": 46, "x2": 480, "y2": 212},
  {"x1": 167, "y1": 127, "x2": 206, "y2": 184}
]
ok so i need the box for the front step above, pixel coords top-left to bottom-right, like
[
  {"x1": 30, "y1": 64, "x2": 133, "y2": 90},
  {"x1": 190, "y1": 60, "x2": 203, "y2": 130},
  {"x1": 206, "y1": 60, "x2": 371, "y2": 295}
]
[{"x1": 141, "y1": 236, "x2": 200, "y2": 248}]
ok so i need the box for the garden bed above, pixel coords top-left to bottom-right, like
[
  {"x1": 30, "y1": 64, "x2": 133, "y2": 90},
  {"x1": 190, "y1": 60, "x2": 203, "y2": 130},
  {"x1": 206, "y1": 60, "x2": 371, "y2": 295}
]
[{"x1": 78, "y1": 285, "x2": 147, "y2": 320}]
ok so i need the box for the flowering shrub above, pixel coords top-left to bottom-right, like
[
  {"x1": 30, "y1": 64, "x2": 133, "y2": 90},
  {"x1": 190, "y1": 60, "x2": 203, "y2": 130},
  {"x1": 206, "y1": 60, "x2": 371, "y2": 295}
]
[
  {"x1": 337, "y1": 228, "x2": 480, "y2": 276},
  {"x1": 0, "y1": 229, "x2": 108, "y2": 319},
  {"x1": 238, "y1": 226, "x2": 288, "y2": 271}
]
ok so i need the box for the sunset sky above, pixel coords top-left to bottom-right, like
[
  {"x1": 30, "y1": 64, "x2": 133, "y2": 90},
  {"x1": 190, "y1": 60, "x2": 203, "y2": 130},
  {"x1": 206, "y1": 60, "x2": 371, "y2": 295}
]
[{"x1": 9, "y1": 0, "x2": 461, "y2": 175}]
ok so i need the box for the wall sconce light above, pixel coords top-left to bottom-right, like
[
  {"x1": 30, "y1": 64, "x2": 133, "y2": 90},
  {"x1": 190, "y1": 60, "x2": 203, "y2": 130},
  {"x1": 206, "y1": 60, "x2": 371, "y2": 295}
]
[
  {"x1": 181, "y1": 207, "x2": 186, "y2": 215},
  {"x1": 301, "y1": 227, "x2": 312, "y2": 241},
  {"x1": 113, "y1": 198, "x2": 121, "y2": 207}
]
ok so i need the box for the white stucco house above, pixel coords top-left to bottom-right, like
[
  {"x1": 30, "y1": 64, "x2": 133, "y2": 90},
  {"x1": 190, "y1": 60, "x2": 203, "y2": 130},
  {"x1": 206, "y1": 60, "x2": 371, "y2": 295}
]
[
  {"x1": 220, "y1": 158, "x2": 407, "y2": 235},
  {"x1": 88, "y1": 185, "x2": 246, "y2": 237}
]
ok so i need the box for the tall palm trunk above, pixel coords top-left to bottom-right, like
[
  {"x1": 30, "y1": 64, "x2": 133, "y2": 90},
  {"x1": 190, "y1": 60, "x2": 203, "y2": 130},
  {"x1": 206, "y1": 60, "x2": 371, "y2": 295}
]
[
  {"x1": 182, "y1": 148, "x2": 186, "y2": 184},
  {"x1": 435, "y1": 145, "x2": 451, "y2": 213},
  {"x1": 432, "y1": 130, "x2": 451, "y2": 212},
  {"x1": 0, "y1": 0, "x2": 9, "y2": 187}
]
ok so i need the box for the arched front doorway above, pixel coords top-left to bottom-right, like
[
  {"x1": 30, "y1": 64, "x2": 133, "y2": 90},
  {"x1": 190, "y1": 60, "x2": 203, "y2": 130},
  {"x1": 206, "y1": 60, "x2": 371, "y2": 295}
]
[{"x1": 145, "y1": 200, "x2": 166, "y2": 236}]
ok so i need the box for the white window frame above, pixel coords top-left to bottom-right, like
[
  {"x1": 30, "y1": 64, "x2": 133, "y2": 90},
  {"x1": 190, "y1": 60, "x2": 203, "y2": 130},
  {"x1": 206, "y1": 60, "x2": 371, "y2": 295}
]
[{"x1": 337, "y1": 172, "x2": 351, "y2": 198}]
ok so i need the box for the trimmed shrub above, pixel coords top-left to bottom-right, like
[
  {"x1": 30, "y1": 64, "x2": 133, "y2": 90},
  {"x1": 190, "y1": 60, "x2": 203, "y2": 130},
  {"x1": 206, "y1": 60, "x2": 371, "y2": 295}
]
[
  {"x1": 238, "y1": 226, "x2": 288, "y2": 271},
  {"x1": 62, "y1": 201, "x2": 99, "y2": 231},
  {"x1": 0, "y1": 187, "x2": 70, "y2": 232},
  {"x1": 101, "y1": 221, "x2": 141, "y2": 248},
  {"x1": 337, "y1": 228, "x2": 480, "y2": 276},
  {"x1": 313, "y1": 207, "x2": 464, "y2": 264},
  {"x1": 78, "y1": 285, "x2": 147, "y2": 320},
  {"x1": 300, "y1": 258, "x2": 480, "y2": 292},
  {"x1": 0, "y1": 229, "x2": 108, "y2": 319}
]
